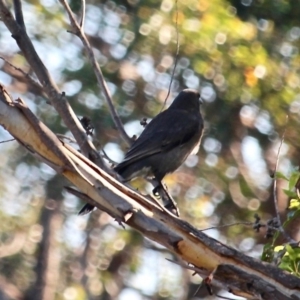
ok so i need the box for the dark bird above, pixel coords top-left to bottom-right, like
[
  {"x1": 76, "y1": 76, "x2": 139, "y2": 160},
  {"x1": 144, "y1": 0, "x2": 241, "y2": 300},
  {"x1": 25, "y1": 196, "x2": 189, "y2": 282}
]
[{"x1": 79, "y1": 89, "x2": 204, "y2": 215}]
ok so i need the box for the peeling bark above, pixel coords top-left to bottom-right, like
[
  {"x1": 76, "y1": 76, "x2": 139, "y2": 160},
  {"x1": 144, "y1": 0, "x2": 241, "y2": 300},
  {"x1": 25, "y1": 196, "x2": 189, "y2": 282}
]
[{"x1": 0, "y1": 85, "x2": 300, "y2": 299}]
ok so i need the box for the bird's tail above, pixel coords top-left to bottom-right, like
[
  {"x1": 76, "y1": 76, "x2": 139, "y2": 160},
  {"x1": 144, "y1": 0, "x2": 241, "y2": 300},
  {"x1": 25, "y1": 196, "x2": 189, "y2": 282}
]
[{"x1": 114, "y1": 160, "x2": 148, "y2": 181}]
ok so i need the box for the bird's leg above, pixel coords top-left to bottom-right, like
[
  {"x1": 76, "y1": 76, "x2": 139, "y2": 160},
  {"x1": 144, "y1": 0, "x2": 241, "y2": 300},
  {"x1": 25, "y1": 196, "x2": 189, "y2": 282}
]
[{"x1": 153, "y1": 181, "x2": 180, "y2": 217}]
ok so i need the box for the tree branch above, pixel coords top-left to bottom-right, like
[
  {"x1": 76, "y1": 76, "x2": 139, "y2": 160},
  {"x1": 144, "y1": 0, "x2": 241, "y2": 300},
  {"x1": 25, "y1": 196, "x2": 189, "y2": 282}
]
[
  {"x1": 0, "y1": 56, "x2": 46, "y2": 98},
  {"x1": 273, "y1": 117, "x2": 295, "y2": 243},
  {"x1": 0, "y1": 0, "x2": 104, "y2": 168},
  {"x1": 13, "y1": 0, "x2": 25, "y2": 30},
  {"x1": 161, "y1": 0, "x2": 180, "y2": 112},
  {"x1": 79, "y1": 0, "x2": 85, "y2": 28},
  {"x1": 0, "y1": 84, "x2": 299, "y2": 300},
  {"x1": 58, "y1": 0, "x2": 132, "y2": 145}
]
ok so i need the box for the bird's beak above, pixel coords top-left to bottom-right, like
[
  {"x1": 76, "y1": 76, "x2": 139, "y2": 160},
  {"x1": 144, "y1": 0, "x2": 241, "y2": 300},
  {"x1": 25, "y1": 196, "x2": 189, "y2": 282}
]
[{"x1": 199, "y1": 97, "x2": 203, "y2": 104}]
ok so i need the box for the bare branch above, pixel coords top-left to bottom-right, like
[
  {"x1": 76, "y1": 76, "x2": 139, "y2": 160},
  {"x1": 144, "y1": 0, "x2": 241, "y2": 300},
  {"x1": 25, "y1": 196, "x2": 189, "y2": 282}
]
[
  {"x1": 101, "y1": 148, "x2": 117, "y2": 165},
  {"x1": 165, "y1": 258, "x2": 209, "y2": 277},
  {"x1": 0, "y1": 0, "x2": 105, "y2": 169},
  {"x1": 0, "y1": 138, "x2": 15, "y2": 144},
  {"x1": 58, "y1": 0, "x2": 132, "y2": 145},
  {"x1": 56, "y1": 134, "x2": 77, "y2": 144},
  {"x1": 201, "y1": 221, "x2": 253, "y2": 231},
  {"x1": 1, "y1": 85, "x2": 300, "y2": 300},
  {"x1": 161, "y1": 0, "x2": 180, "y2": 112},
  {"x1": 13, "y1": 0, "x2": 25, "y2": 30},
  {"x1": 79, "y1": 0, "x2": 86, "y2": 28},
  {"x1": 1, "y1": 55, "x2": 47, "y2": 98},
  {"x1": 0, "y1": 56, "x2": 36, "y2": 83},
  {"x1": 273, "y1": 115, "x2": 295, "y2": 243}
]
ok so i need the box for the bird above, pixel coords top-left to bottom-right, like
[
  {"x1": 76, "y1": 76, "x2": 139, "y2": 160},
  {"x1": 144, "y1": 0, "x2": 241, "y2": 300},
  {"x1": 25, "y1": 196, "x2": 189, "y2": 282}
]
[{"x1": 79, "y1": 89, "x2": 204, "y2": 215}]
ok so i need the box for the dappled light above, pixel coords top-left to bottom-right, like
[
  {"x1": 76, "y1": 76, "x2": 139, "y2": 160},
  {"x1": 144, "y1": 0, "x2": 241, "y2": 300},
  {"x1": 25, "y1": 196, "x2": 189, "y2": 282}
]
[{"x1": 1, "y1": 0, "x2": 300, "y2": 298}]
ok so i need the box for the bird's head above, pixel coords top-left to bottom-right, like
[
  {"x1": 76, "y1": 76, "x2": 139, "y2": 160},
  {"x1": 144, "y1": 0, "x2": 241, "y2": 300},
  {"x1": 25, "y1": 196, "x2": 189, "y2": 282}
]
[{"x1": 169, "y1": 89, "x2": 202, "y2": 111}]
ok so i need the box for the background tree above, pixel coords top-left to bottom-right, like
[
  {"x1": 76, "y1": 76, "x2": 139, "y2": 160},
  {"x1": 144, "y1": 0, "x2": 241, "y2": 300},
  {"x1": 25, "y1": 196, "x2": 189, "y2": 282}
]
[{"x1": 0, "y1": 0, "x2": 300, "y2": 299}]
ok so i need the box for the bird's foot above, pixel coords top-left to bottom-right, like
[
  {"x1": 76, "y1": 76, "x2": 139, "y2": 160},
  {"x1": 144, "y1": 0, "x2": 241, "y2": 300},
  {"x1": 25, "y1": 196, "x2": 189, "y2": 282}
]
[{"x1": 152, "y1": 185, "x2": 180, "y2": 217}]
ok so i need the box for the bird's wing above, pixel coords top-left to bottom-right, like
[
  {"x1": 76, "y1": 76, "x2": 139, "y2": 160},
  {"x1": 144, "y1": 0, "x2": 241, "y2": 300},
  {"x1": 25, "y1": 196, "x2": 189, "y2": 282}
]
[{"x1": 121, "y1": 109, "x2": 202, "y2": 165}]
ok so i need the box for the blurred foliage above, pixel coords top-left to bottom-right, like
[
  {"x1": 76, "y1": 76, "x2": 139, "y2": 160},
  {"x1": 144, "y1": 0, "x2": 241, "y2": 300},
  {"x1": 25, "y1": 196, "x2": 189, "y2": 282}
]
[
  {"x1": 1, "y1": 0, "x2": 300, "y2": 298},
  {"x1": 276, "y1": 244, "x2": 300, "y2": 276},
  {"x1": 261, "y1": 170, "x2": 300, "y2": 275}
]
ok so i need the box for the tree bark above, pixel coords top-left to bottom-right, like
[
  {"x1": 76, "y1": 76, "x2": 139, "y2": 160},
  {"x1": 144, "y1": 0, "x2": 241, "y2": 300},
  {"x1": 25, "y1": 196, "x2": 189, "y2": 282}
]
[{"x1": 0, "y1": 85, "x2": 299, "y2": 300}]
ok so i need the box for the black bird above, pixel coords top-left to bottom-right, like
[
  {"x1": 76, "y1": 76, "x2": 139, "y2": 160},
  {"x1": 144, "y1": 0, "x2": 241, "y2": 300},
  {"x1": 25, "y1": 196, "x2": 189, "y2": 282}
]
[{"x1": 79, "y1": 89, "x2": 203, "y2": 215}]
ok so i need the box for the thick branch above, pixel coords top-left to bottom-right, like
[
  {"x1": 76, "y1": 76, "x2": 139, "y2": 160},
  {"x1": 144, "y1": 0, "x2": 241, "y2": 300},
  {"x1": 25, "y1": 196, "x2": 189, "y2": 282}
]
[{"x1": 0, "y1": 85, "x2": 300, "y2": 300}]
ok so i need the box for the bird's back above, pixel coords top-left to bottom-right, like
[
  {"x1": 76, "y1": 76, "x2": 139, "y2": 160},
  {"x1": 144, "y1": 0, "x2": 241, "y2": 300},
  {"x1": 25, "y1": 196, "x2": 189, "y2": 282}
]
[{"x1": 115, "y1": 105, "x2": 203, "y2": 181}]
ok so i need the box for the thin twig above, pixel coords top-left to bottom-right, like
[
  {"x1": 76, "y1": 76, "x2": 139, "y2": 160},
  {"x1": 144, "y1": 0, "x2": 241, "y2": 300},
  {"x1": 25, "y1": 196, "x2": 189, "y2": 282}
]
[
  {"x1": 273, "y1": 115, "x2": 295, "y2": 243},
  {"x1": 202, "y1": 220, "x2": 287, "y2": 236},
  {"x1": 79, "y1": 0, "x2": 85, "y2": 28},
  {"x1": 101, "y1": 148, "x2": 117, "y2": 165},
  {"x1": 165, "y1": 258, "x2": 209, "y2": 277},
  {"x1": 13, "y1": 0, "x2": 26, "y2": 30},
  {"x1": 83, "y1": 135, "x2": 117, "y2": 165},
  {"x1": 0, "y1": 56, "x2": 44, "y2": 91},
  {"x1": 58, "y1": 0, "x2": 131, "y2": 145},
  {"x1": 56, "y1": 134, "x2": 77, "y2": 144},
  {"x1": 1, "y1": 56, "x2": 28, "y2": 77},
  {"x1": 160, "y1": 0, "x2": 180, "y2": 112},
  {"x1": 201, "y1": 221, "x2": 253, "y2": 231},
  {"x1": 0, "y1": 138, "x2": 15, "y2": 144}
]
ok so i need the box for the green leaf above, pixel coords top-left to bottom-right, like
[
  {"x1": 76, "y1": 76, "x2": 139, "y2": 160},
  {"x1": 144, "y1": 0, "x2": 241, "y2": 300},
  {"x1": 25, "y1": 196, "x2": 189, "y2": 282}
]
[
  {"x1": 279, "y1": 257, "x2": 294, "y2": 273},
  {"x1": 284, "y1": 210, "x2": 300, "y2": 230},
  {"x1": 283, "y1": 189, "x2": 298, "y2": 198},
  {"x1": 289, "y1": 171, "x2": 300, "y2": 191},
  {"x1": 275, "y1": 171, "x2": 288, "y2": 181},
  {"x1": 287, "y1": 245, "x2": 300, "y2": 258}
]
